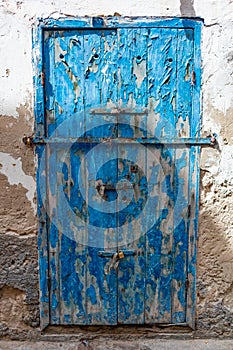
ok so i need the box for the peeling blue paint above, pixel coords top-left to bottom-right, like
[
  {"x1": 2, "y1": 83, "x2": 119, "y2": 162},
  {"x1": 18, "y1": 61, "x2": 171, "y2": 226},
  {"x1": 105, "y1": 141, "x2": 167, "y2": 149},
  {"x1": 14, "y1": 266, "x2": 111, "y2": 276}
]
[{"x1": 34, "y1": 17, "x2": 202, "y2": 329}]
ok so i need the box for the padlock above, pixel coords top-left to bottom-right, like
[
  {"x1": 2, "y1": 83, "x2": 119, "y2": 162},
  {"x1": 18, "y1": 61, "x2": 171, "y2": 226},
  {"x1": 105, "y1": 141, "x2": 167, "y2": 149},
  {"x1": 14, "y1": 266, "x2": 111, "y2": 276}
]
[{"x1": 118, "y1": 251, "x2": 125, "y2": 259}]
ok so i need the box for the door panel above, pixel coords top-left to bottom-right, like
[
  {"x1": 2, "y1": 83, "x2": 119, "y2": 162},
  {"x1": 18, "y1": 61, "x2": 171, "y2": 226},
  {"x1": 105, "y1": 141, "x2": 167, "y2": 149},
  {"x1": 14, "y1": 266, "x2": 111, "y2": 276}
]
[{"x1": 43, "y1": 26, "x2": 196, "y2": 325}]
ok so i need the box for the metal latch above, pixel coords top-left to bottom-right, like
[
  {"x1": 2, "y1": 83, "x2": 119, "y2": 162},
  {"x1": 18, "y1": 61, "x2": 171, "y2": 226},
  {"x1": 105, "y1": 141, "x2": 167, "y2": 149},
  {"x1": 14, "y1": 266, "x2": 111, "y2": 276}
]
[{"x1": 98, "y1": 250, "x2": 135, "y2": 274}]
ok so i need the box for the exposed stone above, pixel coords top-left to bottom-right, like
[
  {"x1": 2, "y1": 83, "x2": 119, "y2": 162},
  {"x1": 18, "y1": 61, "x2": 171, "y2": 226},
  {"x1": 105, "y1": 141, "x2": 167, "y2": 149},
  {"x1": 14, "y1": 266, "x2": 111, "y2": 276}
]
[{"x1": 0, "y1": 234, "x2": 39, "y2": 338}]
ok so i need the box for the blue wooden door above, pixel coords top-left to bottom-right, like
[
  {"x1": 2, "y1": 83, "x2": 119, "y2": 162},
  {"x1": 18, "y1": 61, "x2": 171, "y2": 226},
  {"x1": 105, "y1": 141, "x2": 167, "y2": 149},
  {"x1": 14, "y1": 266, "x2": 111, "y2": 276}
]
[{"x1": 39, "y1": 20, "x2": 201, "y2": 327}]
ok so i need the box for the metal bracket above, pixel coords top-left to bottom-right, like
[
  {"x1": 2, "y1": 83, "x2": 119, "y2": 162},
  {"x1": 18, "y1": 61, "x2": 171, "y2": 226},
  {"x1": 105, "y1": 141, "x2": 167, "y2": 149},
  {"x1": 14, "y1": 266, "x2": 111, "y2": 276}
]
[
  {"x1": 210, "y1": 133, "x2": 217, "y2": 146},
  {"x1": 98, "y1": 250, "x2": 135, "y2": 258},
  {"x1": 22, "y1": 135, "x2": 34, "y2": 148}
]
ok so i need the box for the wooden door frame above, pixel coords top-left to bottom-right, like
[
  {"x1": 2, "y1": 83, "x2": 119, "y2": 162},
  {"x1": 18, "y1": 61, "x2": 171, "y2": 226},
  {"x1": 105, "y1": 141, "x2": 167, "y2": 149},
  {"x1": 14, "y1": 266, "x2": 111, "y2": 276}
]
[{"x1": 32, "y1": 16, "x2": 202, "y2": 330}]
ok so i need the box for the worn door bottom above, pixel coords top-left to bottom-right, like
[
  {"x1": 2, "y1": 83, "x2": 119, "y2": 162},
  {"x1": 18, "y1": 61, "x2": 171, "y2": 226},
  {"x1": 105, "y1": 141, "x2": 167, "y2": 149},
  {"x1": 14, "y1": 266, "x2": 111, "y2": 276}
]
[{"x1": 42, "y1": 324, "x2": 193, "y2": 337}]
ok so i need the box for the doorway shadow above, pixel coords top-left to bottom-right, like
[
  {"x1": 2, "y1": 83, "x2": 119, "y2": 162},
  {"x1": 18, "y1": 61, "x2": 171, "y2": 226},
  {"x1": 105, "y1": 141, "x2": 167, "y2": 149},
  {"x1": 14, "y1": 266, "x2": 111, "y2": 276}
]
[{"x1": 180, "y1": 0, "x2": 196, "y2": 17}]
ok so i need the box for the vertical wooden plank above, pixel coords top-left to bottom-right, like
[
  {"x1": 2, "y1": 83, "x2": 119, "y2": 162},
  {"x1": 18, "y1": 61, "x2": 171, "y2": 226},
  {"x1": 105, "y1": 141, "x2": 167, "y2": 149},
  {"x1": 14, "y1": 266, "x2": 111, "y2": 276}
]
[
  {"x1": 117, "y1": 28, "x2": 148, "y2": 324},
  {"x1": 56, "y1": 31, "x2": 86, "y2": 324},
  {"x1": 36, "y1": 145, "x2": 50, "y2": 329},
  {"x1": 118, "y1": 28, "x2": 147, "y2": 136},
  {"x1": 146, "y1": 28, "x2": 162, "y2": 323},
  {"x1": 33, "y1": 22, "x2": 45, "y2": 139},
  {"x1": 175, "y1": 29, "x2": 194, "y2": 138},
  {"x1": 117, "y1": 144, "x2": 147, "y2": 324},
  {"x1": 44, "y1": 30, "x2": 55, "y2": 138},
  {"x1": 85, "y1": 142, "x2": 118, "y2": 325},
  {"x1": 44, "y1": 31, "x2": 60, "y2": 324},
  {"x1": 35, "y1": 27, "x2": 50, "y2": 329},
  {"x1": 145, "y1": 145, "x2": 174, "y2": 323},
  {"x1": 191, "y1": 23, "x2": 202, "y2": 138},
  {"x1": 187, "y1": 23, "x2": 202, "y2": 329},
  {"x1": 51, "y1": 30, "x2": 85, "y2": 137},
  {"x1": 172, "y1": 146, "x2": 189, "y2": 323},
  {"x1": 47, "y1": 144, "x2": 60, "y2": 324},
  {"x1": 84, "y1": 29, "x2": 118, "y2": 324},
  {"x1": 147, "y1": 28, "x2": 177, "y2": 140},
  {"x1": 146, "y1": 28, "x2": 178, "y2": 323},
  {"x1": 186, "y1": 145, "x2": 200, "y2": 328},
  {"x1": 69, "y1": 143, "x2": 88, "y2": 324},
  {"x1": 46, "y1": 30, "x2": 87, "y2": 324},
  {"x1": 144, "y1": 144, "x2": 161, "y2": 322},
  {"x1": 54, "y1": 141, "x2": 86, "y2": 324},
  {"x1": 171, "y1": 29, "x2": 194, "y2": 323},
  {"x1": 57, "y1": 143, "x2": 87, "y2": 324},
  {"x1": 63, "y1": 30, "x2": 85, "y2": 137}
]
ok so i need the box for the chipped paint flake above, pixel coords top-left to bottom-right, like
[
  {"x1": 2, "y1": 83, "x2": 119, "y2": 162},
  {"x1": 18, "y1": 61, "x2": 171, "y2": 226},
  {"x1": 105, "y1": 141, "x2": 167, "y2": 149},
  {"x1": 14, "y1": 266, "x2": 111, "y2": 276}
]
[{"x1": 133, "y1": 58, "x2": 147, "y2": 88}]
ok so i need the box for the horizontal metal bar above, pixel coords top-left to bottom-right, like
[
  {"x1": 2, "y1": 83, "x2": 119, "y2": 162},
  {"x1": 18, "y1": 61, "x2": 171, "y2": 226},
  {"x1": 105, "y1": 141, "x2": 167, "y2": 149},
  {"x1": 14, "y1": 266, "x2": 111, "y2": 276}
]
[
  {"x1": 98, "y1": 250, "x2": 135, "y2": 258},
  {"x1": 33, "y1": 136, "x2": 215, "y2": 146}
]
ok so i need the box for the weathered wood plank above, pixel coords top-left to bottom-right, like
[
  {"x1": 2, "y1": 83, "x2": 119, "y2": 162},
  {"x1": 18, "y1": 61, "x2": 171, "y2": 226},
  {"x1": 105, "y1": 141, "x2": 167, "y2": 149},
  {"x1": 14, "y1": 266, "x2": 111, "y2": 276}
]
[
  {"x1": 171, "y1": 29, "x2": 194, "y2": 323},
  {"x1": 43, "y1": 31, "x2": 56, "y2": 326},
  {"x1": 46, "y1": 31, "x2": 87, "y2": 324},
  {"x1": 57, "y1": 146, "x2": 84, "y2": 324},
  {"x1": 68, "y1": 143, "x2": 88, "y2": 324},
  {"x1": 117, "y1": 144, "x2": 147, "y2": 324},
  {"x1": 117, "y1": 28, "x2": 148, "y2": 324},
  {"x1": 36, "y1": 145, "x2": 50, "y2": 329},
  {"x1": 186, "y1": 145, "x2": 200, "y2": 328},
  {"x1": 172, "y1": 146, "x2": 189, "y2": 323},
  {"x1": 47, "y1": 144, "x2": 60, "y2": 324},
  {"x1": 84, "y1": 30, "x2": 118, "y2": 325},
  {"x1": 146, "y1": 28, "x2": 178, "y2": 323},
  {"x1": 53, "y1": 30, "x2": 85, "y2": 137},
  {"x1": 176, "y1": 29, "x2": 194, "y2": 138}
]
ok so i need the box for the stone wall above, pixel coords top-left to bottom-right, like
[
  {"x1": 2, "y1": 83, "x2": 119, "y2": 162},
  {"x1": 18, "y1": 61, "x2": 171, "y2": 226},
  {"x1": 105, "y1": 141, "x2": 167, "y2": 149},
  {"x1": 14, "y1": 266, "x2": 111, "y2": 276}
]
[{"x1": 0, "y1": 0, "x2": 232, "y2": 340}]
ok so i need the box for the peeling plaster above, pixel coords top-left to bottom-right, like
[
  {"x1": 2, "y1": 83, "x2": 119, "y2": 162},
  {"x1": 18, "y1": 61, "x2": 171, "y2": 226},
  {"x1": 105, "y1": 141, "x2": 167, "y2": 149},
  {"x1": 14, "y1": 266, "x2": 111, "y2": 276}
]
[
  {"x1": 0, "y1": 152, "x2": 36, "y2": 213},
  {"x1": 202, "y1": 25, "x2": 233, "y2": 115},
  {"x1": 215, "y1": 145, "x2": 233, "y2": 185}
]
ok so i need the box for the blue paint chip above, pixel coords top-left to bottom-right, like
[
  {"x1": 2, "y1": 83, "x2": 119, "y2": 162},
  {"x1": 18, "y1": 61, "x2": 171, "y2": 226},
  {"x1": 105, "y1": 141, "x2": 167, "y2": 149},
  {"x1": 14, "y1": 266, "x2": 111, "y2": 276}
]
[
  {"x1": 86, "y1": 285, "x2": 97, "y2": 305},
  {"x1": 92, "y1": 17, "x2": 104, "y2": 27}
]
